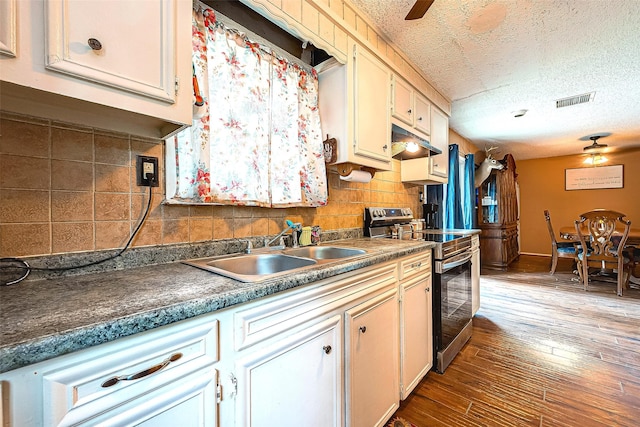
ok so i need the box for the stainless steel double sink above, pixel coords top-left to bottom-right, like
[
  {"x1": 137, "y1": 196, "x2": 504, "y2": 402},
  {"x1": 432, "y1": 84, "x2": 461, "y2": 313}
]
[{"x1": 184, "y1": 246, "x2": 368, "y2": 282}]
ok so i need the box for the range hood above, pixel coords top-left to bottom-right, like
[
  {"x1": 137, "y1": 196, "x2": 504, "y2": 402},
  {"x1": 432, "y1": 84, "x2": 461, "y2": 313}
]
[{"x1": 391, "y1": 124, "x2": 441, "y2": 160}]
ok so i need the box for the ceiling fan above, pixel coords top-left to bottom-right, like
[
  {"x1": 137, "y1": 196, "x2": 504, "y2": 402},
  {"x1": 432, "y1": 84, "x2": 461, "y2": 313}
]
[
  {"x1": 583, "y1": 135, "x2": 608, "y2": 153},
  {"x1": 405, "y1": 0, "x2": 435, "y2": 20}
]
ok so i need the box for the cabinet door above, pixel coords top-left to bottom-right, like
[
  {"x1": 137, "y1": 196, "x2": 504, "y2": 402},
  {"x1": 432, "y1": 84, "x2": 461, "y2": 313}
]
[
  {"x1": 45, "y1": 0, "x2": 176, "y2": 103},
  {"x1": 429, "y1": 107, "x2": 449, "y2": 178},
  {"x1": 0, "y1": 0, "x2": 17, "y2": 57},
  {"x1": 472, "y1": 247, "x2": 481, "y2": 315},
  {"x1": 353, "y1": 44, "x2": 391, "y2": 163},
  {"x1": 400, "y1": 273, "x2": 432, "y2": 399},
  {"x1": 391, "y1": 75, "x2": 414, "y2": 126},
  {"x1": 346, "y1": 289, "x2": 399, "y2": 427},
  {"x1": 414, "y1": 94, "x2": 431, "y2": 135},
  {"x1": 235, "y1": 315, "x2": 342, "y2": 427}
]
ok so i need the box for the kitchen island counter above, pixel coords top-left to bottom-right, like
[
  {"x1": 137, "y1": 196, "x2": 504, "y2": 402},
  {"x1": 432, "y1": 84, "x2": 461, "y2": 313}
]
[{"x1": 0, "y1": 238, "x2": 434, "y2": 373}]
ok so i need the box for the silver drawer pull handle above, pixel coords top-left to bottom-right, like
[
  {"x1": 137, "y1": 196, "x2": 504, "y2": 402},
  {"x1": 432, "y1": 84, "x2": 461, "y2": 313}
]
[
  {"x1": 323, "y1": 345, "x2": 332, "y2": 354},
  {"x1": 101, "y1": 352, "x2": 183, "y2": 388},
  {"x1": 359, "y1": 326, "x2": 367, "y2": 334}
]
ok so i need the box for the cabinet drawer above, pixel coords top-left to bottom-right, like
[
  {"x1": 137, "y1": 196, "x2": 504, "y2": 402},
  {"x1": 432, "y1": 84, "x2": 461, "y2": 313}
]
[
  {"x1": 41, "y1": 317, "x2": 218, "y2": 426},
  {"x1": 400, "y1": 252, "x2": 431, "y2": 280},
  {"x1": 233, "y1": 263, "x2": 397, "y2": 351}
]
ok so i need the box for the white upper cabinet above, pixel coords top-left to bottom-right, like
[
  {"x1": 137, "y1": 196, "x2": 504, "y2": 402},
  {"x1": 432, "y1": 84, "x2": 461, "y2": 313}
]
[
  {"x1": 400, "y1": 105, "x2": 449, "y2": 185},
  {"x1": 317, "y1": 40, "x2": 392, "y2": 171},
  {"x1": 45, "y1": 0, "x2": 176, "y2": 103},
  {"x1": 0, "y1": 0, "x2": 17, "y2": 57},
  {"x1": 429, "y1": 106, "x2": 449, "y2": 178},
  {"x1": 1, "y1": 0, "x2": 191, "y2": 139},
  {"x1": 414, "y1": 93, "x2": 432, "y2": 135},
  {"x1": 391, "y1": 74, "x2": 414, "y2": 126},
  {"x1": 391, "y1": 74, "x2": 432, "y2": 138}
]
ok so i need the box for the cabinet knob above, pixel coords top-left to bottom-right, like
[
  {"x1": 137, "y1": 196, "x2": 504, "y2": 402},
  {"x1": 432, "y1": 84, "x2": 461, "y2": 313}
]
[
  {"x1": 418, "y1": 116, "x2": 423, "y2": 121},
  {"x1": 407, "y1": 109, "x2": 412, "y2": 114},
  {"x1": 88, "y1": 38, "x2": 103, "y2": 51},
  {"x1": 425, "y1": 287, "x2": 430, "y2": 292},
  {"x1": 323, "y1": 345, "x2": 332, "y2": 354},
  {"x1": 359, "y1": 326, "x2": 367, "y2": 334},
  {"x1": 382, "y1": 144, "x2": 388, "y2": 151}
]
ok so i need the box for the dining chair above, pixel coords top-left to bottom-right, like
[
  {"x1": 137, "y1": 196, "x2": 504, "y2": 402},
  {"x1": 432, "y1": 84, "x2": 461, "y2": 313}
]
[
  {"x1": 574, "y1": 209, "x2": 632, "y2": 296},
  {"x1": 544, "y1": 210, "x2": 578, "y2": 274}
]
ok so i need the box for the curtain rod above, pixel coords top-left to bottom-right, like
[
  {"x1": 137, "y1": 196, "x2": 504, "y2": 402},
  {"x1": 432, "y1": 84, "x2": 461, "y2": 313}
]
[{"x1": 193, "y1": 0, "x2": 314, "y2": 73}]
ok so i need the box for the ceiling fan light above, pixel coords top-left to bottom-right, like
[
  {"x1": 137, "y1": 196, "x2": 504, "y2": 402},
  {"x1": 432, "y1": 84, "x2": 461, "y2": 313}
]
[{"x1": 584, "y1": 154, "x2": 607, "y2": 165}]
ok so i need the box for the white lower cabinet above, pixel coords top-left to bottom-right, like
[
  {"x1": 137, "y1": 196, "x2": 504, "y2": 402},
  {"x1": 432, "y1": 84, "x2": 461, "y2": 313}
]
[
  {"x1": 234, "y1": 315, "x2": 342, "y2": 427},
  {"x1": 0, "y1": 315, "x2": 219, "y2": 426},
  {"x1": 399, "y1": 252, "x2": 433, "y2": 399},
  {"x1": 0, "y1": 249, "x2": 435, "y2": 426},
  {"x1": 472, "y1": 234, "x2": 481, "y2": 315},
  {"x1": 346, "y1": 288, "x2": 399, "y2": 427}
]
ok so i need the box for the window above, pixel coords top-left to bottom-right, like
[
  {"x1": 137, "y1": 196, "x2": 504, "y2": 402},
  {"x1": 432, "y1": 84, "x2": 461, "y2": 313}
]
[{"x1": 165, "y1": 6, "x2": 327, "y2": 207}]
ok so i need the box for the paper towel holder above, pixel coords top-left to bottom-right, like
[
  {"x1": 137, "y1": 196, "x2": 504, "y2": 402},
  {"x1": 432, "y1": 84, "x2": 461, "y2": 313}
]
[{"x1": 336, "y1": 162, "x2": 376, "y2": 179}]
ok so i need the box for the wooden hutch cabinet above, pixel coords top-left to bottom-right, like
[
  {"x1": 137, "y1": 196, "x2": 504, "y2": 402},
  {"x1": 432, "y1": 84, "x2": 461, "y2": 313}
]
[{"x1": 477, "y1": 154, "x2": 519, "y2": 270}]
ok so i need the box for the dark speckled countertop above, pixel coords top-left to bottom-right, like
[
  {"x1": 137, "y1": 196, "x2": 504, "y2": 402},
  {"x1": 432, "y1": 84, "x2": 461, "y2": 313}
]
[{"x1": 0, "y1": 238, "x2": 434, "y2": 374}]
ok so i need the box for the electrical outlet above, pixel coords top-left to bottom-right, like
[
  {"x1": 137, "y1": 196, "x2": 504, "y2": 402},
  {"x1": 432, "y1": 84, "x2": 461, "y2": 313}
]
[{"x1": 136, "y1": 155, "x2": 159, "y2": 187}]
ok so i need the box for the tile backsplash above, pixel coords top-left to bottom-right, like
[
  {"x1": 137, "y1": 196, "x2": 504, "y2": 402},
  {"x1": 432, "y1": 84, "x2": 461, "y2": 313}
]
[{"x1": 0, "y1": 112, "x2": 423, "y2": 259}]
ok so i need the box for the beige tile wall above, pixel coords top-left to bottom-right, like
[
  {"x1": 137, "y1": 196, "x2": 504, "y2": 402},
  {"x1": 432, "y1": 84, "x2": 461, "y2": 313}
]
[{"x1": 0, "y1": 112, "x2": 422, "y2": 258}]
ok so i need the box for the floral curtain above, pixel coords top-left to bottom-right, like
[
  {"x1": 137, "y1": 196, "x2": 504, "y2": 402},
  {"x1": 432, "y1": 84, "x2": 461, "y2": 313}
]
[{"x1": 167, "y1": 6, "x2": 327, "y2": 207}]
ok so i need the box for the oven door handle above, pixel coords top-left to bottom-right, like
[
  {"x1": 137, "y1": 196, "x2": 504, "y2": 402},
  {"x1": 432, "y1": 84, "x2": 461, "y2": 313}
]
[{"x1": 441, "y1": 251, "x2": 472, "y2": 271}]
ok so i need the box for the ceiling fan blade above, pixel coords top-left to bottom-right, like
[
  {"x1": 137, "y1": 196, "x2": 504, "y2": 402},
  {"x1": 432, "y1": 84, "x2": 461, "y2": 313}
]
[{"x1": 405, "y1": 0, "x2": 435, "y2": 20}]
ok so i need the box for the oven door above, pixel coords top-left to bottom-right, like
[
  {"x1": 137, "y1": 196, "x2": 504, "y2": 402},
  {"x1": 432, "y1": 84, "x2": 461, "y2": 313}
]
[{"x1": 433, "y1": 250, "x2": 473, "y2": 373}]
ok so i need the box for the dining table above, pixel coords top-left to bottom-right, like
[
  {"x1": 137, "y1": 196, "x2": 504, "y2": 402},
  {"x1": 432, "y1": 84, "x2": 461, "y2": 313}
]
[
  {"x1": 559, "y1": 226, "x2": 640, "y2": 246},
  {"x1": 559, "y1": 225, "x2": 640, "y2": 284}
]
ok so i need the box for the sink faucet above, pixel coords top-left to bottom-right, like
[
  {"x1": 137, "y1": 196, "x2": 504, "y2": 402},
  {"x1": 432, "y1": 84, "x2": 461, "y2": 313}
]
[{"x1": 265, "y1": 221, "x2": 301, "y2": 248}]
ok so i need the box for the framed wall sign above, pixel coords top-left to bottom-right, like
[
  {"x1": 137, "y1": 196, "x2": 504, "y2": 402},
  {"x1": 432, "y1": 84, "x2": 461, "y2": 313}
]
[{"x1": 565, "y1": 164, "x2": 624, "y2": 190}]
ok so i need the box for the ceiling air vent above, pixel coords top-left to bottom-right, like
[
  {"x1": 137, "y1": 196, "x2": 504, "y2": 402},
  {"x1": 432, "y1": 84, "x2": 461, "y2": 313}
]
[{"x1": 555, "y1": 92, "x2": 595, "y2": 108}]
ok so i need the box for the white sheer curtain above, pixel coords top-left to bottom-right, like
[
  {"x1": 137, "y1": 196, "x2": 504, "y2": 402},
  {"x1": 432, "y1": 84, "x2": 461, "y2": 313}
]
[{"x1": 166, "y1": 6, "x2": 327, "y2": 207}]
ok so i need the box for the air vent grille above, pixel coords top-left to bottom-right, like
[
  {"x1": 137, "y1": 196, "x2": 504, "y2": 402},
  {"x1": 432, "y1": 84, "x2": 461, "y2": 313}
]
[{"x1": 555, "y1": 92, "x2": 595, "y2": 108}]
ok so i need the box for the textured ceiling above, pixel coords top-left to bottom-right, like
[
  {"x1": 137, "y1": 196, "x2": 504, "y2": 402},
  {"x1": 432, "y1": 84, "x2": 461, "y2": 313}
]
[{"x1": 350, "y1": 0, "x2": 640, "y2": 160}]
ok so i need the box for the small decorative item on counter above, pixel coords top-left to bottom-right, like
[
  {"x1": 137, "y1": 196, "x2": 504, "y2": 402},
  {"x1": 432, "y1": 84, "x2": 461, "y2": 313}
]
[
  {"x1": 311, "y1": 226, "x2": 321, "y2": 245},
  {"x1": 299, "y1": 226, "x2": 313, "y2": 246}
]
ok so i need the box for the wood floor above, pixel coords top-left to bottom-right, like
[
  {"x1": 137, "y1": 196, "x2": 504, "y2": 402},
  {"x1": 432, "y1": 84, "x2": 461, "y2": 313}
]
[{"x1": 392, "y1": 255, "x2": 640, "y2": 427}]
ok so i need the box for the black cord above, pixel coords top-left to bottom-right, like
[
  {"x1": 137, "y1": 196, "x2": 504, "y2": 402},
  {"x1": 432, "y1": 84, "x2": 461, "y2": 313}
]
[{"x1": 0, "y1": 181, "x2": 154, "y2": 285}]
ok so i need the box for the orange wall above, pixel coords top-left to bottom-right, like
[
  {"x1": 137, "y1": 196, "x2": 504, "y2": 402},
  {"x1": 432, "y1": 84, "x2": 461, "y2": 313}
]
[{"x1": 517, "y1": 148, "x2": 640, "y2": 256}]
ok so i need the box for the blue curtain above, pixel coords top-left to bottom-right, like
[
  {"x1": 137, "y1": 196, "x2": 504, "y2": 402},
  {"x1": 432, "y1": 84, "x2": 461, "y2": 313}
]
[
  {"x1": 462, "y1": 153, "x2": 475, "y2": 229},
  {"x1": 444, "y1": 145, "x2": 475, "y2": 230},
  {"x1": 445, "y1": 145, "x2": 463, "y2": 229}
]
